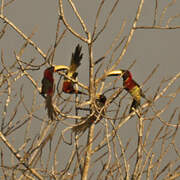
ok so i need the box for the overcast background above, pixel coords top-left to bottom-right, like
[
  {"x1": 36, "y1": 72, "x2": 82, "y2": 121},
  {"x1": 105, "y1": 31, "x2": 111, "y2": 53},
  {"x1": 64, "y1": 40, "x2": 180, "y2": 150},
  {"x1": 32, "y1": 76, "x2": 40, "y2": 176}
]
[{"x1": 0, "y1": 0, "x2": 180, "y2": 179}]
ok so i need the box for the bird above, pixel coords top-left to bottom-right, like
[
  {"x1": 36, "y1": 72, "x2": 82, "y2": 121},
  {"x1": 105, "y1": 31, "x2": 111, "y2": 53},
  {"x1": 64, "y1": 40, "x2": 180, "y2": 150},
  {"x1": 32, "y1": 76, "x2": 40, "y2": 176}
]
[
  {"x1": 62, "y1": 44, "x2": 84, "y2": 94},
  {"x1": 41, "y1": 65, "x2": 69, "y2": 120},
  {"x1": 72, "y1": 94, "x2": 107, "y2": 134},
  {"x1": 107, "y1": 69, "x2": 148, "y2": 113}
]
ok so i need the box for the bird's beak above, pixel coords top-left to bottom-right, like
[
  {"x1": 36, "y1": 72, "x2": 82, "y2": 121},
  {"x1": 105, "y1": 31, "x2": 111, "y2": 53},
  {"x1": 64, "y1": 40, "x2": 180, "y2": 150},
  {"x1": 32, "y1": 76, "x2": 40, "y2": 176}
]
[
  {"x1": 53, "y1": 65, "x2": 69, "y2": 72},
  {"x1": 96, "y1": 93, "x2": 101, "y2": 99},
  {"x1": 107, "y1": 69, "x2": 124, "y2": 76}
]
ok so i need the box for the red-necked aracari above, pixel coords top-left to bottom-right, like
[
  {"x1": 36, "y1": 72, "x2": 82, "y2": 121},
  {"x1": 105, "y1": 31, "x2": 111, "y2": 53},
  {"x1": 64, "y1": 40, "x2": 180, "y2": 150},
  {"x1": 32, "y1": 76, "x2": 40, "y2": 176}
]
[
  {"x1": 72, "y1": 94, "x2": 106, "y2": 134},
  {"x1": 107, "y1": 69, "x2": 148, "y2": 113},
  {"x1": 41, "y1": 65, "x2": 69, "y2": 120},
  {"x1": 62, "y1": 44, "x2": 84, "y2": 94}
]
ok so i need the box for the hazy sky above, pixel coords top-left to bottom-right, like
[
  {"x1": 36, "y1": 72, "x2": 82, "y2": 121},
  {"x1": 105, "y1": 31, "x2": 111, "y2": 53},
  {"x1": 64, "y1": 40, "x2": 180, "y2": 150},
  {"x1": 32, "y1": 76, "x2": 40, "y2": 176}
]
[{"x1": 0, "y1": 0, "x2": 180, "y2": 179}]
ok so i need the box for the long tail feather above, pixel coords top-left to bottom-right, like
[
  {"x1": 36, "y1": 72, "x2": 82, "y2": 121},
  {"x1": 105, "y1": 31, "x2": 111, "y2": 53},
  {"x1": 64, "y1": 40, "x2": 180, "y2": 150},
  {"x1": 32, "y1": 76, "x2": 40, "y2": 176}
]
[
  {"x1": 69, "y1": 44, "x2": 83, "y2": 73},
  {"x1": 45, "y1": 95, "x2": 55, "y2": 120}
]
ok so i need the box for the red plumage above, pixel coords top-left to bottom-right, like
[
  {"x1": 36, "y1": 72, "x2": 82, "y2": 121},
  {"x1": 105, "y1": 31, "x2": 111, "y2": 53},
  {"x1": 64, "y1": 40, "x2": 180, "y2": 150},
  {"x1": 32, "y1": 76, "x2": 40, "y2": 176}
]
[
  {"x1": 107, "y1": 69, "x2": 149, "y2": 113},
  {"x1": 122, "y1": 70, "x2": 146, "y2": 113},
  {"x1": 41, "y1": 67, "x2": 55, "y2": 97},
  {"x1": 41, "y1": 67, "x2": 56, "y2": 120},
  {"x1": 122, "y1": 71, "x2": 137, "y2": 91},
  {"x1": 62, "y1": 44, "x2": 83, "y2": 94},
  {"x1": 62, "y1": 81, "x2": 75, "y2": 94}
]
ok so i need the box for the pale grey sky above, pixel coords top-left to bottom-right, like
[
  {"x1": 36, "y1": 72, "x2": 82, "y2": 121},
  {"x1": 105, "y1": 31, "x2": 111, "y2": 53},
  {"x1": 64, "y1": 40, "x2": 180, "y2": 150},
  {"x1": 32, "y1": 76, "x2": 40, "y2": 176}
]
[{"x1": 0, "y1": 0, "x2": 180, "y2": 179}]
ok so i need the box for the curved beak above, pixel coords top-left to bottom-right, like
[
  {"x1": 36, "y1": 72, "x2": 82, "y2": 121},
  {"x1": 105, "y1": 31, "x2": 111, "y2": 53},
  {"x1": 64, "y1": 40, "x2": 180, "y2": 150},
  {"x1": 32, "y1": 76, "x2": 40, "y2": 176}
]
[
  {"x1": 53, "y1": 65, "x2": 69, "y2": 72},
  {"x1": 107, "y1": 69, "x2": 124, "y2": 76}
]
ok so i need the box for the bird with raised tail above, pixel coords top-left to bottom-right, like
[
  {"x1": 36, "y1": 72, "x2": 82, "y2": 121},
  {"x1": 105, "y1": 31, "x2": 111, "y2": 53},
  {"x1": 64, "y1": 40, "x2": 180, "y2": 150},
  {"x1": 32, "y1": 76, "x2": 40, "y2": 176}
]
[{"x1": 62, "y1": 44, "x2": 85, "y2": 94}]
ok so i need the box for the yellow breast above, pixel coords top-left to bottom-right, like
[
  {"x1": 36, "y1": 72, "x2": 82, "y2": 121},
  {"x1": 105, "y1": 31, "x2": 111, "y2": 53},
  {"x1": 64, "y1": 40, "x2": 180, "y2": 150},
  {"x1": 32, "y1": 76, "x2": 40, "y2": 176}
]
[{"x1": 129, "y1": 86, "x2": 141, "y2": 102}]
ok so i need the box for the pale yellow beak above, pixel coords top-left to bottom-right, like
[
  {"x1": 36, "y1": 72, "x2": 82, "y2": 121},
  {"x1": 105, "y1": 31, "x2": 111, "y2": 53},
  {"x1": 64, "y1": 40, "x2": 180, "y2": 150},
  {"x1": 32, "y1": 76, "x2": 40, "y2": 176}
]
[
  {"x1": 53, "y1": 65, "x2": 69, "y2": 72},
  {"x1": 107, "y1": 70, "x2": 123, "y2": 76}
]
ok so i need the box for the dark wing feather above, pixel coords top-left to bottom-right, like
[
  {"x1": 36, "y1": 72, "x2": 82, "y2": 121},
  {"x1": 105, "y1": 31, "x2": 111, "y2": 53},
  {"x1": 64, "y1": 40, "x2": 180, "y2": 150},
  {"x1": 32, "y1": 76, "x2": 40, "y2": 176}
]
[
  {"x1": 69, "y1": 44, "x2": 83, "y2": 75},
  {"x1": 129, "y1": 99, "x2": 140, "y2": 113}
]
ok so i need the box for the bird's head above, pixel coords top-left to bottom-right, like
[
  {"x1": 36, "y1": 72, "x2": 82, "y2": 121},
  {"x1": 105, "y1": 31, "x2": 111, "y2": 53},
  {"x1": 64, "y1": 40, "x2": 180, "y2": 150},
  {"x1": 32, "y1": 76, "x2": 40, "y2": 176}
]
[
  {"x1": 122, "y1": 70, "x2": 132, "y2": 81},
  {"x1": 96, "y1": 94, "x2": 106, "y2": 107},
  {"x1": 107, "y1": 69, "x2": 132, "y2": 81},
  {"x1": 44, "y1": 66, "x2": 55, "y2": 78}
]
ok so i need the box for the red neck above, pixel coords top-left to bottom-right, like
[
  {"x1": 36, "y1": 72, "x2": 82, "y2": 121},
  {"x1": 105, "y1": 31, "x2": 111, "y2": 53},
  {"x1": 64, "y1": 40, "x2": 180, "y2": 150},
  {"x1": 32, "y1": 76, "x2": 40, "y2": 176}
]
[
  {"x1": 124, "y1": 77, "x2": 136, "y2": 90},
  {"x1": 63, "y1": 81, "x2": 74, "y2": 93},
  {"x1": 44, "y1": 69, "x2": 54, "y2": 82}
]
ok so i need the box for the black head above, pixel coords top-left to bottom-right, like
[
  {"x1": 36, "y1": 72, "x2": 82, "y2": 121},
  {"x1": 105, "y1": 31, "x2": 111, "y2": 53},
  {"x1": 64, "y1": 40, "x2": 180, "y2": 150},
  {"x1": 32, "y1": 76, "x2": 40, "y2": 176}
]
[
  {"x1": 122, "y1": 70, "x2": 132, "y2": 81},
  {"x1": 47, "y1": 66, "x2": 55, "y2": 72},
  {"x1": 99, "y1": 94, "x2": 106, "y2": 103},
  {"x1": 44, "y1": 66, "x2": 55, "y2": 77},
  {"x1": 96, "y1": 94, "x2": 106, "y2": 106}
]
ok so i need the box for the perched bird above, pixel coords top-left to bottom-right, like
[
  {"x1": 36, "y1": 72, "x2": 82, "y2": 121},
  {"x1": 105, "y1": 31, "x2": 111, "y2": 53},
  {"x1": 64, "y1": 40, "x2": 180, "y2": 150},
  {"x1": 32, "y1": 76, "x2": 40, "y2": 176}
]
[
  {"x1": 41, "y1": 65, "x2": 69, "y2": 120},
  {"x1": 107, "y1": 69, "x2": 148, "y2": 113},
  {"x1": 72, "y1": 94, "x2": 107, "y2": 134},
  {"x1": 62, "y1": 44, "x2": 84, "y2": 94}
]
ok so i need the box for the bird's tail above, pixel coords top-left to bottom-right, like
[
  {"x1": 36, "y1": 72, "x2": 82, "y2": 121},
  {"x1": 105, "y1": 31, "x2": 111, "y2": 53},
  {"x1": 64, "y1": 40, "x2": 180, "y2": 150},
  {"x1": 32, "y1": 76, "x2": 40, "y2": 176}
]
[
  {"x1": 45, "y1": 95, "x2": 55, "y2": 120},
  {"x1": 129, "y1": 99, "x2": 140, "y2": 113},
  {"x1": 69, "y1": 44, "x2": 83, "y2": 76}
]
